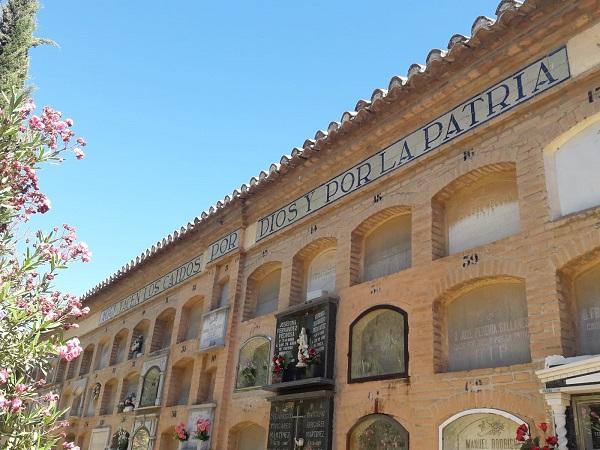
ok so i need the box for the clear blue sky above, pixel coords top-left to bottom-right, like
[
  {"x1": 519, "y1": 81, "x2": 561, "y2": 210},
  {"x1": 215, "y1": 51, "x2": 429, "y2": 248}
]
[{"x1": 27, "y1": 0, "x2": 501, "y2": 296}]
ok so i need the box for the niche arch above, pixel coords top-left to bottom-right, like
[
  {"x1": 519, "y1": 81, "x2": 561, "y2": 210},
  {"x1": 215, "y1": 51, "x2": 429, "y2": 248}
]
[
  {"x1": 558, "y1": 246, "x2": 600, "y2": 356},
  {"x1": 291, "y1": 237, "x2": 337, "y2": 304},
  {"x1": 544, "y1": 111, "x2": 600, "y2": 218},
  {"x1": 228, "y1": 421, "x2": 268, "y2": 450},
  {"x1": 439, "y1": 408, "x2": 525, "y2": 450},
  {"x1": 244, "y1": 261, "x2": 282, "y2": 320},
  {"x1": 350, "y1": 206, "x2": 412, "y2": 284},
  {"x1": 432, "y1": 163, "x2": 520, "y2": 258},
  {"x1": 348, "y1": 305, "x2": 408, "y2": 383},
  {"x1": 433, "y1": 276, "x2": 530, "y2": 372},
  {"x1": 347, "y1": 413, "x2": 409, "y2": 450},
  {"x1": 235, "y1": 335, "x2": 271, "y2": 389}
]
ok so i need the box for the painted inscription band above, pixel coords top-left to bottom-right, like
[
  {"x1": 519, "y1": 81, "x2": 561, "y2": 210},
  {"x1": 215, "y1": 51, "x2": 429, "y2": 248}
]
[
  {"x1": 207, "y1": 228, "x2": 241, "y2": 263},
  {"x1": 256, "y1": 47, "x2": 571, "y2": 241},
  {"x1": 99, "y1": 254, "x2": 204, "y2": 324}
]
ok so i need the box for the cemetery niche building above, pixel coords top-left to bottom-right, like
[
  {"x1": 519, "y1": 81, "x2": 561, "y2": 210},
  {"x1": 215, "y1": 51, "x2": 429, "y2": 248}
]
[{"x1": 47, "y1": 1, "x2": 600, "y2": 449}]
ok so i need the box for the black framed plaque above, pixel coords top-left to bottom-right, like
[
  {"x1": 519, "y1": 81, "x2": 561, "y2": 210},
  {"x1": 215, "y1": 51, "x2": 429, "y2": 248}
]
[
  {"x1": 267, "y1": 391, "x2": 334, "y2": 450},
  {"x1": 269, "y1": 296, "x2": 337, "y2": 391}
]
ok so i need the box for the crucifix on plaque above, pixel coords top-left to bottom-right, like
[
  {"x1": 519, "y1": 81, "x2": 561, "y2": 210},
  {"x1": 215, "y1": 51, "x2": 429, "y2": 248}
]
[{"x1": 292, "y1": 403, "x2": 305, "y2": 449}]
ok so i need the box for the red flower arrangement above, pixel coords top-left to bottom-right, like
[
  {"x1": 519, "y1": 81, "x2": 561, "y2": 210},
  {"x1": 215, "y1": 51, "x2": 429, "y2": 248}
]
[
  {"x1": 516, "y1": 423, "x2": 559, "y2": 450},
  {"x1": 193, "y1": 418, "x2": 211, "y2": 441},
  {"x1": 272, "y1": 352, "x2": 293, "y2": 375},
  {"x1": 173, "y1": 422, "x2": 189, "y2": 442}
]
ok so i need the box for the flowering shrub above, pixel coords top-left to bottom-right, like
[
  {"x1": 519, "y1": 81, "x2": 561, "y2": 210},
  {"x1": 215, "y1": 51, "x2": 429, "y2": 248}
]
[
  {"x1": 173, "y1": 422, "x2": 189, "y2": 442},
  {"x1": 515, "y1": 423, "x2": 559, "y2": 450},
  {"x1": 193, "y1": 418, "x2": 211, "y2": 441},
  {"x1": 0, "y1": 91, "x2": 90, "y2": 449}
]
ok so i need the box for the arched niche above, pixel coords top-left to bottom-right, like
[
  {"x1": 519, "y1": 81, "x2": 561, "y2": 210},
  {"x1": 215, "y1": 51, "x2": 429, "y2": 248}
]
[
  {"x1": 131, "y1": 427, "x2": 151, "y2": 450},
  {"x1": 290, "y1": 237, "x2": 337, "y2": 305},
  {"x1": 307, "y1": 248, "x2": 337, "y2": 300},
  {"x1": 439, "y1": 409, "x2": 524, "y2": 450},
  {"x1": 55, "y1": 359, "x2": 68, "y2": 383},
  {"x1": 167, "y1": 357, "x2": 194, "y2": 406},
  {"x1": 570, "y1": 261, "x2": 600, "y2": 355},
  {"x1": 177, "y1": 296, "x2": 205, "y2": 343},
  {"x1": 432, "y1": 165, "x2": 520, "y2": 257},
  {"x1": 130, "y1": 319, "x2": 150, "y2": 359},
  {"x1": 349, "y1": 306, "x2": 408, "y2": 382},
  {"x1": 352, "y1": 208, "x2": 412, "y2": 284},
  {"x1": 348, "y1": 414, "x2": 409, "y2": 450},
  {"x1": 100, "y1": 378, "x2": 117, "y2": 415},
  {"x1": 119, "y1": 371, "x2": 139, "y2": 409},
  {"x1": 443, "y1": 280, "x2": 530, "y2": 372},
  {"x1": 110, "y1": 328, "x2": 129, "y2": 366},
  {"x1": 94, "y1": 339, "x2": 111, "y2": 371},
  {"x1": 244, "y1": 262, "x2": 281, "y2": 320},
  {"x1": 150, "y1": 308, "x2": 176, "y2": 352},
  {"x1": 215, "y1": 277, "x2": 230, "y2": 309},
  {"x1": 545, "y1": 113, "x2": 600, "y2": 218},
  {"x1": 79, "y1": 344, "x2": 94, "y2": 376},
  {"x1": 139, "y1": 366, "x2": 161, "y2": 407},
  {"x1": 235, "y1": 336, "x2": 271, "y2": 389},
  {"x1": 230, "y1": 422, "x2": 267, "y2": 450}
]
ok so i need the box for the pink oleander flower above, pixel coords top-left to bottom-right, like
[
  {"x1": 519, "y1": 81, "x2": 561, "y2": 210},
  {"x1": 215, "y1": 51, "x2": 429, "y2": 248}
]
[
  {"x1": 0, "y1": 368, "x2": 10, "y2": 384},
  {"x1": 76, "y1": 137, "x2": 86, "y2": 146},
  {"x1": 65, "y1": 118, "x2": 74, "y2": 127},
  {"x1": 10, "y1": 398, "x2": 23, "y2": 413},
  {"x1": 63, "y1": 443, "x2": 79, "y2": 450},
  {"x1": 58, "y1": 338, "x2": 83, "y2": 361},
  {"x1": 73, "y1": 148, "x2": 84, "y2": 160},
  {"x1": 15, "y1": 384, "x2": 28, "y2": 393}
]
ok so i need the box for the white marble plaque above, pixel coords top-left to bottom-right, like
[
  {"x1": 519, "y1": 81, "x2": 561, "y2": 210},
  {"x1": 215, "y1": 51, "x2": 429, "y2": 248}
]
[
  {"x1": 442, "y1": 413, "x2": 521, "y2": 450},
  {"x1": 199, "y1": 306, "x2": 229, "y2": 350}
]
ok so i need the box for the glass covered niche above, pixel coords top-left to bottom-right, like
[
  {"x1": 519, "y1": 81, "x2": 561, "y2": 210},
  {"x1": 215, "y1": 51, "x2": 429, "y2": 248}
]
[
  {"x1": 349, "y1": 414, "x2": 409, "y2": 450},
  {"x1": 446, "y1": 172, "x2": 520, "y2": 255},
  {"x1": 131, "y1": 428, "x2": 151, "y2": 450},
  {"x1": 350, "y1": 306, "x2": 408, "y2": 382},
  {"x1": 139, "y1": 367, "x2": 161, "y2": 407},
  {"x1": 363, "y1": 215, "x2": 411, "y2": 282},
  {"x1": 446, "y1": 282, "x2": 530, "y2": 372},
  {"x1": 236, "y1": 336, "x2": 271, "y2": 389},
  {"x1": 574, "y1": 263, "x2": 600, "y2": 355}
]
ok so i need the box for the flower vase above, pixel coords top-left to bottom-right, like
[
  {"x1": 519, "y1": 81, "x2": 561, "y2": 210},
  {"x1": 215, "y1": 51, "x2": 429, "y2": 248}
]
[
  {"x1": 283, "y1": 366, "x2": 297, "y2": 382},
  {"x1": 271, "y1": 372, "x2": 283, "y2": 384},
  {"x1": 307, "y1": 363, "x2": 323, "y2": 378}
]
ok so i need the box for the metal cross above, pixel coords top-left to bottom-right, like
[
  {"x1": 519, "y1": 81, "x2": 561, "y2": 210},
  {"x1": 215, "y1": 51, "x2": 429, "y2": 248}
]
[{"x1": 291, "y1": 403, "x2": 305, "y2": 449}]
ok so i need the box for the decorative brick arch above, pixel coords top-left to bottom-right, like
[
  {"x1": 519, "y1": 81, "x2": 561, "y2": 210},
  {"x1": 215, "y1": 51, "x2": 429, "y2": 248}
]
[
  {"x1": 555, "y1": 242, "x2": 600, "y2": 356},
  {"x1": 243, "y1": 261, "x2": 282, "y2": 320},
  {"x1": 290, "y1": 237, "x2": 337, "y2": 305},
  {"x1": 350, "y1": 206, "x2": 411, "y2": 285},
  {"x1": 432, "y1": 275, "x2": 526, "y2": 373},
  {"x1": 431, "y1": 162, "x2": 518, "y2": 259},
  {"x1": 227, "y1": 421, "x2": 267, "y2": 450}
]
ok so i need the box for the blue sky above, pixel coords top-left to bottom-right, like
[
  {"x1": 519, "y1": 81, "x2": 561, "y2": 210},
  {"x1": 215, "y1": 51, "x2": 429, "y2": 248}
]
[{"x1": 27, "y1": 0, "x2": 501, "y2": 296}]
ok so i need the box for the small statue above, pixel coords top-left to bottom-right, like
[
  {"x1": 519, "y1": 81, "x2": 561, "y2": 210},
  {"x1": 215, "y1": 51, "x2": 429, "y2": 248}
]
[
  {"x1": 296, "y1": 327, "x2": 309, "y2": 368},
  {"x1": 130, "y1": 335, "x2": 143, "y2": 357},
  {"x1": 92, "y1": 382, "x2": 101, "y2": 400},
  {"x1": 123, "y1": 392, "x2": 136, "y2": 411}
]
